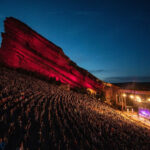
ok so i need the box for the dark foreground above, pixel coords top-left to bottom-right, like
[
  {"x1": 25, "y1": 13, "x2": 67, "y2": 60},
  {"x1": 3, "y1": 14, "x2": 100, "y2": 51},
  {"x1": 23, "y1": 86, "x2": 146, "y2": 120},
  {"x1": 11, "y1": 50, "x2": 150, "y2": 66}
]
[{"x1": 0, "y1": 66, "x2": 150, "y2": 150}]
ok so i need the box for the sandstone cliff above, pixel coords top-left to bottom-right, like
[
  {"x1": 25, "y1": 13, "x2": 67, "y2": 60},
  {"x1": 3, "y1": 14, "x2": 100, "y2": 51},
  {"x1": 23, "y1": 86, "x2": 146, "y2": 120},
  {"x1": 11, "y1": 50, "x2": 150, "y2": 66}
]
[{"x1": 0, "y1": 17, "x2": 103, "y2": 91}]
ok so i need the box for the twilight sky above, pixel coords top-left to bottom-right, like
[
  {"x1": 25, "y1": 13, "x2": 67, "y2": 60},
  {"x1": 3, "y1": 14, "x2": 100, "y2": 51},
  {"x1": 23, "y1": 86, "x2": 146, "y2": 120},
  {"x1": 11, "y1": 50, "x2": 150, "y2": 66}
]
[{"x1": 0, "y1": 0, "x2": 150, "y2": 83}]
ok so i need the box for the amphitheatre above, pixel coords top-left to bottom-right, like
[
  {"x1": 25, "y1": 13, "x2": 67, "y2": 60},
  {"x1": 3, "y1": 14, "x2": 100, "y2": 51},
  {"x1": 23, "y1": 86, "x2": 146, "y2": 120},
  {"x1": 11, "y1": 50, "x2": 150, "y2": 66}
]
[{"x1": 0, "y1": 17, "x2": 150, "y2": 150}]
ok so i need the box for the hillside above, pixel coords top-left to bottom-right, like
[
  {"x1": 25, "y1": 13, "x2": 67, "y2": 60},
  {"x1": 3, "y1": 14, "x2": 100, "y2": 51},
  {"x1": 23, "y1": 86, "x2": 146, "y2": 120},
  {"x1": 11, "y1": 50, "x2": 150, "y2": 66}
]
[{"x1": 0, "y1": 17, "x2": 103, "y2": 91}]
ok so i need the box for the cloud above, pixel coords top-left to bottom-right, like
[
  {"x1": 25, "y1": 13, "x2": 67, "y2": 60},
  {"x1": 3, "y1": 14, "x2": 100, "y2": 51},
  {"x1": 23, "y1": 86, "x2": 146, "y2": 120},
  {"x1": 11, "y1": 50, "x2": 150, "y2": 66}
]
[{"x1": 104, "y1": 76, "x2": 150, "y2": 83}]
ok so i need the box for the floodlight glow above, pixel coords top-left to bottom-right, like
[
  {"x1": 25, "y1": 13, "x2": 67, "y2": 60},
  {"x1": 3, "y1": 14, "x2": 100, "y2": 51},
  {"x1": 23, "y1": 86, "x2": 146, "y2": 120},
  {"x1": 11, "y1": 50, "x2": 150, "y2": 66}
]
[
  {"x1": 130, "y1": 95, "x2": 134, "y2": 99},
  {"x1": 122, "y1": 93, "x2": 127, "y2": 97},
  {"x1": 135, "y1": 95, "x2": 141, "y2": 102}
]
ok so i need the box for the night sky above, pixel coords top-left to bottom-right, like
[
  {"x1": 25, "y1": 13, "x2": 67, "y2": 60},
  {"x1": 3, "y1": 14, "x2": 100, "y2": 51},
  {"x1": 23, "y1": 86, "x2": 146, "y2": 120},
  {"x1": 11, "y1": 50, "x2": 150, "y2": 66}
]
[{"x1": 0, "y1": 0, "x2": 150, "y2": 83}]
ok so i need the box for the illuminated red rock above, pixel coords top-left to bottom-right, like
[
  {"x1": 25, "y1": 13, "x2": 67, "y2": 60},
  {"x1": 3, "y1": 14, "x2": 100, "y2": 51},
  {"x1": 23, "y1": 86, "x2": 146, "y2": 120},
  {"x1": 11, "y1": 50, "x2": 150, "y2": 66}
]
[{"x1": 0, "y1": 17, "x2": 103, "y2": 91}]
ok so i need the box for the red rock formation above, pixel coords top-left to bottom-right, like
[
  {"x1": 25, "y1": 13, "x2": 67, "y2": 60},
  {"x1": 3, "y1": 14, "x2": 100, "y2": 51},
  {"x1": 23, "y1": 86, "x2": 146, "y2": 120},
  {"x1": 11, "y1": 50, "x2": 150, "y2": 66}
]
[{"x1": 0, "y1": 17, "x2": 103, "y2": 91}]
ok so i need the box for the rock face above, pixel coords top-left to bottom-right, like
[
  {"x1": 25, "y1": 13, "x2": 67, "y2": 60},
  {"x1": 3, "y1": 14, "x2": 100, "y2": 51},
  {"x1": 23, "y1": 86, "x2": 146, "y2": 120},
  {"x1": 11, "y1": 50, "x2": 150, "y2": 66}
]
[{"x1": 0, "y1": 17, "x2": 103, "y2": 91}]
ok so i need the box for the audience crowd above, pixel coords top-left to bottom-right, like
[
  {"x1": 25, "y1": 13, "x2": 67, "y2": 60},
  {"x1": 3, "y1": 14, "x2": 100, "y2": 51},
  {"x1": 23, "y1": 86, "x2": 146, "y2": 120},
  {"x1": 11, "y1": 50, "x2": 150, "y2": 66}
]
[{"x1": 0, "y1": 66, "x2": 150, "y2": 150}]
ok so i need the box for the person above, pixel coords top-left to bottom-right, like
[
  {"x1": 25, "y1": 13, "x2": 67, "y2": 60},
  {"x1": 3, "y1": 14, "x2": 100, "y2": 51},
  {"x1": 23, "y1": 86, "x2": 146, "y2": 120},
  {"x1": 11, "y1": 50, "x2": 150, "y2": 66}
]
[
  {"x1": 0, "y1": 138, "x2": 5, "y2": 150},
  {"x1": 16, "y1": 142, "x2": 24, "y2": 150}
]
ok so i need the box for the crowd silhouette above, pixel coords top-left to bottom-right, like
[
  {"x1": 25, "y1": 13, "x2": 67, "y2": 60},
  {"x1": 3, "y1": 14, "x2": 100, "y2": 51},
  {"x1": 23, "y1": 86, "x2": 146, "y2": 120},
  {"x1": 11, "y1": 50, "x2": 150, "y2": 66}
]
[{"x1": 0, "y1": 65, "x2": 150, "y2": 150}]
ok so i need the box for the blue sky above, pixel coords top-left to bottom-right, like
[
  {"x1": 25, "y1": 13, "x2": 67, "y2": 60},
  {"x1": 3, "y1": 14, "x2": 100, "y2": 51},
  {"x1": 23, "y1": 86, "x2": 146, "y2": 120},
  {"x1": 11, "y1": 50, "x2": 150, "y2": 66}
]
[{"x1": 0, "y1": 0, "x2": 150, "y2": 83}]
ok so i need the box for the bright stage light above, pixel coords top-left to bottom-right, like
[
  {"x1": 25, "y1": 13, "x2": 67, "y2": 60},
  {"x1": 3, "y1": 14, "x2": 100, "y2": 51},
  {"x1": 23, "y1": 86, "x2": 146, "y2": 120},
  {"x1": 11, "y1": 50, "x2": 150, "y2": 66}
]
[
  {"x1": 122, "y1": 93, "x2": 127, "y2": 97},
  {"x1": 136, "y1": 96, "x2": 141, "y2": 102},
  {"x1": 147, "y1": 98, "x2": 150, "y2": 102},
  {"x1": 139, "y1": 108, "x2": 150, "y2": 120},
  {"x1": 130, "y1": 95, "x2": 134, "y2": 99}
]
